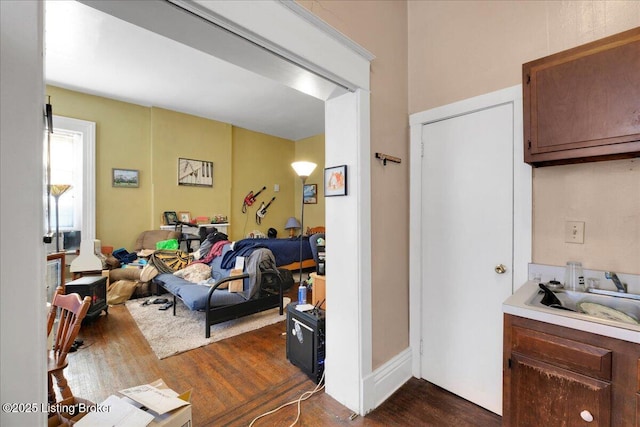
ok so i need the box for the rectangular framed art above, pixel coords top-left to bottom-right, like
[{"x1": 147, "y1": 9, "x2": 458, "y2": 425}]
[
  {"x1": 303, "y1": 184, "x2": 317, "y2": 204},
  {"x1": 324, "y1": 165, "x2": 347, "y2": 197},
  {"x1": 178, "y1": 211, "x2": 192, "y2": 223},
  {"x1": 112, "y1": 168, "x2": 139, "y2": 188},
  {"x1": 163, "y1": 211, "x2": 178, "y2": 225},
  {"x1": 178, "y1": 158, "x2": 213, "y2": 187}
]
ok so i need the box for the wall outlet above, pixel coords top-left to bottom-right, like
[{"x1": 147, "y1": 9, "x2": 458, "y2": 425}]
[
  {"x1": 565, "y1": 221, "x2": 585, "y2": 244},
  {"x1": 274, "y1": 184, "x2": 280, "y2": 192}
]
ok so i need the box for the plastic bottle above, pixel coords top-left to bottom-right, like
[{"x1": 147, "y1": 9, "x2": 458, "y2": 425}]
[{"x1": 298, "y1": 283, "x2": 307, "y2": 305}]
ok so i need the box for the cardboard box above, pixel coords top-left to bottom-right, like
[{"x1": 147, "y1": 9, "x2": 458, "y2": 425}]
[
  {"x1": 228, "y1": 268, "x2": 244, "y2": 293},
  {"x1": 121, "y1": 379, "x2": 192, "y2": 427}
]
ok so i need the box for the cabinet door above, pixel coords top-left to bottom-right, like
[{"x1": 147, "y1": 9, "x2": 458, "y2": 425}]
[
  {"x1": 510, "y1": 353, "x2": 611, "y2": 427},
  {"x1": 523, "y1": 27, "x2": 640, "y2": 165},
  {"x1": 637, "y1": 358, "x2": 640, "y2": 427}
]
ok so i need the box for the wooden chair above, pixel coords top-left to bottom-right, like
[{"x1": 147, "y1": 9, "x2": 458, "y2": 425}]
[{"x1": 46, "y1": 286, "x2": 91, "y2": 405}]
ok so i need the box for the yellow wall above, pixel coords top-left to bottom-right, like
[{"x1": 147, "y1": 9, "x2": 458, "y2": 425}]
[
  {"x1": 231, "y1": 127, "x2": 296, "y2": 240},
  {"x1": 149, "y1": 107, "x2": 232, "y2": 230},
  {"x1": 294, "y1": 134, "x2": 325, "y2": 232},
  {"x1": 47, "y1": 86, "x2": 325, "y2": 249},
  {"x1": 231, "y1": 130, "x2": 326, "y2": 241},
  {"x1": 46, "y1": 86, "x2": 152, "y2": 249}
]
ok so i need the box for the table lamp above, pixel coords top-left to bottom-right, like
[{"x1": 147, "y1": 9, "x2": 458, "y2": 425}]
[{"x1": 285, "y1": 217, "x2": 301, "y2": 238}]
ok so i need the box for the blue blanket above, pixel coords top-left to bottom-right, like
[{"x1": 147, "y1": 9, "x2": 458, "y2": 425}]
[{"x1": 229, "y1": 238, "x2": 313, "y2": 267}]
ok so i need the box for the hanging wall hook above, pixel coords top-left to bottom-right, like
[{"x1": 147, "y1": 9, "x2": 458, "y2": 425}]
[{"x1": 375, "y1": 152, "x2": 401, "y2": 166}]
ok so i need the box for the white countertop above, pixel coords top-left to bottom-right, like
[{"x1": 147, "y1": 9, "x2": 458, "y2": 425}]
[{"x1": 503, "y1": 280, "x2": 640, "y2": 344}]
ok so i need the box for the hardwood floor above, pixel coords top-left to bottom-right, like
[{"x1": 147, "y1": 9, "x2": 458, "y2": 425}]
[{"x1": 62, "y1": 290, "x2": 501, "y2": 426}]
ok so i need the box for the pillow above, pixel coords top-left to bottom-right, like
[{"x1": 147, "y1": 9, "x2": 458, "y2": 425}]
[{"x1": 174, "y1": 263, "x2": 211, "y2": 283}]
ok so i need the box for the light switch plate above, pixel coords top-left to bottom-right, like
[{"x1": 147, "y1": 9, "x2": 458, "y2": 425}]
[{"x1": 565, "y1": 221, "x2": 585, "y2": 244}]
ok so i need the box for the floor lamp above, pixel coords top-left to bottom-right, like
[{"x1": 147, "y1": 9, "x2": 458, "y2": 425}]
[
  {"x1": 291, "y1": 161, "x2": 316, "y2": 302},
  {"x1": 50, "y1": 184, "x2": 72, "y2": 253}
]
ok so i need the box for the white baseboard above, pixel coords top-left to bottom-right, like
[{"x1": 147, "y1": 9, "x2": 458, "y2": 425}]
[{"x1": 361, "y1": 347, "x2": 413, "y2": 414}]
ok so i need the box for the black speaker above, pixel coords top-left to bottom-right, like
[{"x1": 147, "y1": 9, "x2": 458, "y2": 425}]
[{"x1": 286, "y1": 303, "x2": 325, "y2": 384}]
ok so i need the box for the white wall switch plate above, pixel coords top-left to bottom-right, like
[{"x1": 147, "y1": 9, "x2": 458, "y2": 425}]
[
  {"x1": 274, "y1": 184, "x2": 280, "y2": 192},
  {"x1": 565, "y1": 221, "x2": 585, "y2": 244}
]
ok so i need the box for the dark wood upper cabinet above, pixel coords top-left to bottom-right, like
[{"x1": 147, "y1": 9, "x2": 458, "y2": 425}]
[{"x1": 523, "y1": 27, "x2": 640, "y2": 166}]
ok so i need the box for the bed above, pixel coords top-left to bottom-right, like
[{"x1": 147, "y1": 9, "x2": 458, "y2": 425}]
[{"x1": 229, "y1": 237, "x2": 316, "y2": 271}]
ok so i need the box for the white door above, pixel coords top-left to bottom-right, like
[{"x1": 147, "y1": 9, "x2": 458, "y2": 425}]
[{"x1": 420, "y1": 102, "x2": 514, "y2": 415}]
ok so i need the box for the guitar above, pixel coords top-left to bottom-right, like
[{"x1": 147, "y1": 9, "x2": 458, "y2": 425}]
[
  {"x1": 242, "y1": 186, "x2": 266, "y2": 213},
  {"x1": 255, "y1": 197, "x2": 276, "y2": 224}
]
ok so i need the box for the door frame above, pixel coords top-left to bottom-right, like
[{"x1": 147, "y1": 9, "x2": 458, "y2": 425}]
[
  {"x1": 408, "y1": 85, "x2": 531, "y2": 376},
  {"x1": 1, "y1": 1, "x2": 376, "y2": 423}
]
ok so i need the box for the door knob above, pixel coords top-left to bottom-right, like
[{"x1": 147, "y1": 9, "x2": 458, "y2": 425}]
[
  {"x1": 580, "y1": 410, "x2": 593, "y2": 422},
  {"x1": 495, "y1": 264, "x2": 507, "y2": 274}
]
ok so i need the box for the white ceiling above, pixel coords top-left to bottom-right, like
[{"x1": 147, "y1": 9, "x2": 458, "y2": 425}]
[{"x1": 44, "y1": 1, "x2": 325, "y2": 141}]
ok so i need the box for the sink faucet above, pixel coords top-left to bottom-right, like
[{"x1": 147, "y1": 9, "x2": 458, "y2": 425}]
[{"x1": 605, "y1": 272, "x2": 627, "y2": 293}]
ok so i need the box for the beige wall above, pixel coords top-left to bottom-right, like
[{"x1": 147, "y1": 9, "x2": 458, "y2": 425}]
[
  {"x1": 408, "y1": 1, "x2": 640, "y2": 275},
  {"x1": 47, "y1": 86, "x2": 325, "y2": 249},
  {"x1": 534, "y1": 159, "x2": 639, "y2": 275},
  {"x1": 298, "y1": 0, "x2": 409, "y2": 369},
  {"x1": 301, "y1": 0, "x2": 640, "y2": 371}
]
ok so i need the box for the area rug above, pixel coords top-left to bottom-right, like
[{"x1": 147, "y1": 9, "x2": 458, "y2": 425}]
[{"x1": 125, "y1": 297, "x2": 290, "y2": 359}]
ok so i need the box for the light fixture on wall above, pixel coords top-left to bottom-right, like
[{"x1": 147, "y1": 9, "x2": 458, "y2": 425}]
[
  {"x1": 49, "y1": 184, "x2": 72, "y2": 253},
  {"x1": 291, "y1": 161, "x2": 316, "y2": 303},
  {"x1": 285, "y1": 217, "x2": 301, "y2": 238}
]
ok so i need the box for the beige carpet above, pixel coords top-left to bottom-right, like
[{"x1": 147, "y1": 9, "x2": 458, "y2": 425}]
[{"x1": 125, "y1": 297, "x2": 289, "y2": 359}]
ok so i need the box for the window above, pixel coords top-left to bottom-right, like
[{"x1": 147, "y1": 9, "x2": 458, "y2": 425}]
[
  {"x1": 45, "y1": 115, "x2": 96, "y2": 251},
  {"x1": 49, "y1": 129, "x2": 82, "y2": 231}
]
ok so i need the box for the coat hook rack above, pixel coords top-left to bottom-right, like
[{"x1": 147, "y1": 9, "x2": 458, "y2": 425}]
[{"x1": 375, "y1": 152, "x2": 401, "y2": 166}]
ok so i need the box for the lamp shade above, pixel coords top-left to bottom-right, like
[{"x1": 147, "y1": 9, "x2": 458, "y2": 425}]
[
  {"x1": 49, "y1": 184, "x2": 72, "y2": 197},
  {"x1": 285, "y1": 217, "x2": 301, "y2": 230},
  {"x1": 291, "y1": 161, "x2": 317, "y2": 178}
]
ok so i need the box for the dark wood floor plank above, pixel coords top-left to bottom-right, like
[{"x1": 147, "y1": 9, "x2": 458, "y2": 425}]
[{"x1": 62, "y1": 291, "x2": 501, "y2": 426}]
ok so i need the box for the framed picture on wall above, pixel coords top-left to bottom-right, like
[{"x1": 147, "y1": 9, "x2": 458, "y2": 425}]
[
  {"x1": 324, "y1": 165, "x2": 347, "y2": 197},
  {"x1": 163, "y1": 211, "x2": 178, "y2": 225},
  {"x1": 303, "y1": 184, "x2": 317, "y2": 204},
  {"x1": 178, "y1": 211, "x2": 192, "y2": 223},
  {"x1": 112, "y1": 168, "x2": 139, "y2": 188},
  {"x1": 178, "y1": 158, "x2": 213, "y2": 187}
]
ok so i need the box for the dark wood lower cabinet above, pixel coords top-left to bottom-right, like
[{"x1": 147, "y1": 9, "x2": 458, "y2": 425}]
[
  {"x1": 503, "y1": 315, "x2": 640, "y2": 426},
  {"x1": 510, "y1": 353, "x2": 610, "y2": 426}
]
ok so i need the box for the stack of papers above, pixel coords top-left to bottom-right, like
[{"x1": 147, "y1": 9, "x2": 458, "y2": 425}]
[
  {"x1": 74, "y1": 395, "x2": 154, "y2": 427},
  {"x1": 75, "y1": 381, "x2": 190, "y2": 427}
]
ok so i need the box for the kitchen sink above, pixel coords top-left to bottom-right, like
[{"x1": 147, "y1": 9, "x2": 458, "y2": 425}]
[{"x1": 526, "y1": 287, "x2": 640, "y2": 328}]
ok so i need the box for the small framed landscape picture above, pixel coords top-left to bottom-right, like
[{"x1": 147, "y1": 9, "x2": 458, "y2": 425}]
[
  {"x1": 324, "y1": 165, "x2": 347, "y2": 197},
  {"x1": 303, "y1": 184, "x2": 317, "y2": 204},
  {"x1": 112, "y1": 168, "x2": 139, "y2": 188}
]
